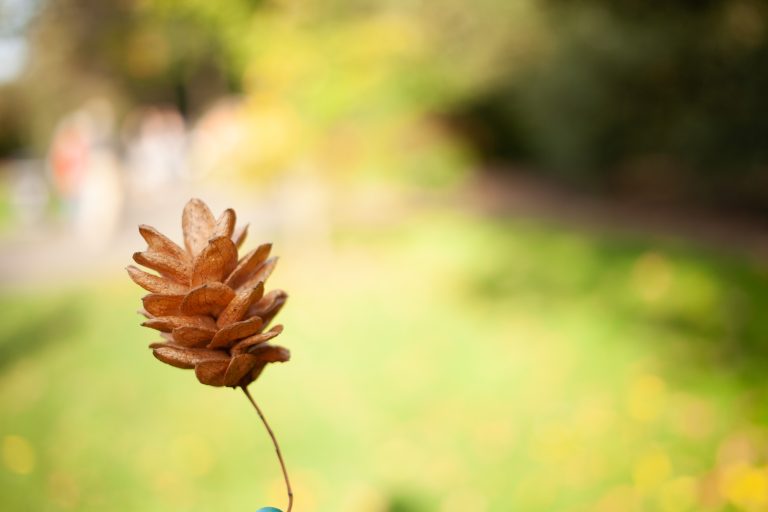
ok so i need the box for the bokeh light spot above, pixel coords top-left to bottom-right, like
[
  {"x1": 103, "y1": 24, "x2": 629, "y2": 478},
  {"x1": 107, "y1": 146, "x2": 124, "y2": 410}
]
[
  {"x1": 627, "y1": 374, "x2": 667, "y2": 423},
  {"x1": 633, "y1": 447, "x2": 672, "y2": 492},
  {"x1": 2, "y1": 435, "x2": 36, "y2": 475},
  {"x1": 719, "y1": 463, "x2": 768, "y2": 510}
]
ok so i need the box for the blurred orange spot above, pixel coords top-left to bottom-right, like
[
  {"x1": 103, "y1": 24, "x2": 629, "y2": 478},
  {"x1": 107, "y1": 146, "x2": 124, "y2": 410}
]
[
  {"x1": 48, "y1": 470, "x2": 80, "y2": 509},
  {"x1": 595, "y1": 485, "x2": 639, "y2": 512},
  {"x1": 698, "y1": 471, "x2": 725, "y2": 509},
  {"x1": 717, "y1": 432, "x2": 761, "y2": 467},
  {"x1": 670, "y1": 395, "x2": 715, "y2": 440}
]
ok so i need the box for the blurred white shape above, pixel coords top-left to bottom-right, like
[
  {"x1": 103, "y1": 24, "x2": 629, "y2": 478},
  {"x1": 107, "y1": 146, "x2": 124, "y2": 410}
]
[
  {"x1": 73, "y1": 148, "x2": 123, "y2": 250},
  {"x1": 0, "y1": 0, "x2": 41, "y2": 32},
  {"x1": 125, "y1": 107, "x2": 188, "y2": 203},
  {"x1": 189, "y1": 98, "x2": 246, "y2": 179},
  {"x1": 0, "y1": 37, "x2": 27, "y2": 83},
  {"x1": 48, "y1": 100, "x2": 115, "y2": 201},
  {"x1": 48, "y1": 99, "x2": 125, "y2": 249}
]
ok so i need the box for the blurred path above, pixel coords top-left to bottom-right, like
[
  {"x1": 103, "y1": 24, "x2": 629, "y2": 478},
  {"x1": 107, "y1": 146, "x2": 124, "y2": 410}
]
[
  {"x1": 0, "y1": 172, "x2": 333, "y2": 288},
  {"x1": 2, "y1": 167, "x2": 768, "y2": 288},
  {"x1": 467, "y1": 169, "x2": 768, "y2": 259},
  {"x1": 0, "y1": 183, "x2": 287, "y2": 288}
]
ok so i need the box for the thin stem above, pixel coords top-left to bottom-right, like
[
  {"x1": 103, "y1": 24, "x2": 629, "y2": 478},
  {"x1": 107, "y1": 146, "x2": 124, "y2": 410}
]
[{"x1": 241, "y1": 386, "x2": 294, "y2": 512}]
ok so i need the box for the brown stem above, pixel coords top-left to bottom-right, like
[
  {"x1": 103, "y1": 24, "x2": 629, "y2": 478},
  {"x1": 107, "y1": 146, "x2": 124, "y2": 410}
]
[{"x1": 241, "y1": 386, "x2": 294, "y2": 512}]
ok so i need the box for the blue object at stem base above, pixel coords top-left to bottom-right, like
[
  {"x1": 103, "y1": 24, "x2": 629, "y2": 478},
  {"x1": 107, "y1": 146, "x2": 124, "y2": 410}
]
[{"x1": 256, "y1": 508, "x2": 282, "y2": 512}]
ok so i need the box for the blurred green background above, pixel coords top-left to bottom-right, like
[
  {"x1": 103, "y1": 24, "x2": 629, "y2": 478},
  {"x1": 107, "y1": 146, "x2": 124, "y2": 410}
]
[{"x1": 1, "y1": 0, "x2": 768, "y2": 511}]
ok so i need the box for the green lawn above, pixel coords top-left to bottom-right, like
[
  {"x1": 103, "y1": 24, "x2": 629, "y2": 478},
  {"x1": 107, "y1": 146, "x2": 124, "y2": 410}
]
[{"x1": 2, "y1": 210, "x2": 768, "y2": 511}]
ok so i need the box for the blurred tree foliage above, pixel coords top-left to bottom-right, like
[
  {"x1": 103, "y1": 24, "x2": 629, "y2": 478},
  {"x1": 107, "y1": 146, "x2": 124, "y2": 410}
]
[
  {"x1": 3, "y1": 0, "x2": 768, "y2": 208},
  {"x1": 15, "y1": 0, "x2": 259, "y2": 150},
  {"x1": 0, "y1": 84, "x2": 27, "y2": 156},
  {"x1": 455, "y1": 0, "x2": 768, "y2": 211}
]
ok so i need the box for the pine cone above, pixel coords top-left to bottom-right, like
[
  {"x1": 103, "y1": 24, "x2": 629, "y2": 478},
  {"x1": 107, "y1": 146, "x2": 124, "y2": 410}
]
[{"x1": 127, "y1": 198, "x2": 290, "y2": 387}]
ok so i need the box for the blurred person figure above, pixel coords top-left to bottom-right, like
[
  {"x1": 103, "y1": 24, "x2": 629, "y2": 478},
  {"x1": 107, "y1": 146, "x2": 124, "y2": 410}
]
[
  {"x1": 188, "y1": 98, "x2": 247, "y2": 180},
  {"x1": 124, "y1": 106, "x2": 188, "y2": 206},
  {"x1": 48, "y1": 98, "x2": 124, "y2": 250},
  {"x1": 49, "y1": 112, "x2": 88, "y2": 204}
]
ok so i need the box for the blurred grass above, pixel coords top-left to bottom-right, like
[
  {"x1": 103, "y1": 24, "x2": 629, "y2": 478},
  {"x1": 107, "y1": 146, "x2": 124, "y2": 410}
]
[{"x1": 2, "y1": 210, "x2": 768, "y2": 511}]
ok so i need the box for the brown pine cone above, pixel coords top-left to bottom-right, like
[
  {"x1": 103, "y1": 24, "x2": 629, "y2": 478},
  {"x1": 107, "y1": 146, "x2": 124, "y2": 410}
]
[{"x1": 127, "y1": 198, "x2": 290, "y2": 387}]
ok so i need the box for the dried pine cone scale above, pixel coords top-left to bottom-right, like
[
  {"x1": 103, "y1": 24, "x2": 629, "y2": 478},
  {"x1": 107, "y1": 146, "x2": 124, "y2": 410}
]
[{"x1": 127, "y1": 198, "x2": 290, "y2": 387}]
